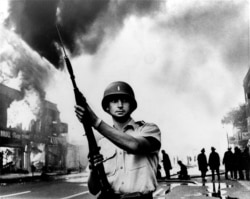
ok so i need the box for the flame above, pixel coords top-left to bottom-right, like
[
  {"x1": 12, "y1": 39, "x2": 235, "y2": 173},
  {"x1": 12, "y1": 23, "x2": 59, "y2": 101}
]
[{"x1": 7, "y1": 89, "x2": 41, "y2": 130}]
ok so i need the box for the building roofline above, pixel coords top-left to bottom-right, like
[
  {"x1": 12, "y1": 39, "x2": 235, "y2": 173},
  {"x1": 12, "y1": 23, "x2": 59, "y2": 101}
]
[{"x1": 243, "y1": 66, "x2": 250, "y2": 88}]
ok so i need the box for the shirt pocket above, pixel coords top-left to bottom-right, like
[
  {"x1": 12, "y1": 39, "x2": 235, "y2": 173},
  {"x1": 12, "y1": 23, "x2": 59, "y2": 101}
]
[{"x1": 125, "y1": 153, "x2": 147, "y2": 171}]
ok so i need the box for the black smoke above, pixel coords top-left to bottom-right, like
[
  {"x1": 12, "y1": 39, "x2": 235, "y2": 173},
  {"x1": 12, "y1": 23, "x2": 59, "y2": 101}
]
[
  {"x1": 5, "y1": 0, "x2": 61, "y2": 67},
  {"x1": 165, "y1": 1, "x2": 248, "y2": 70},
  {"x1": 5, "y1": 0, "x2": 162, "y2": 69}
]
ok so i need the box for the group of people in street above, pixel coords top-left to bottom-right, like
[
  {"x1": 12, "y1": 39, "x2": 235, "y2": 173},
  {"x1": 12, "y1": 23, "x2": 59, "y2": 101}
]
[
  {"x1": 197, "y1": 146, "x2": 250, "y2": 182},
  {"x1": 222, "y1": 146, "x2": 250, "y2": 181},
  {"x1": 160, "y1": 145, "x2": 250, "y2": 183},
  {"x1": 160, "y1": 147, "x2": 222, "y2": 181},
  {"x1": 159, "y1": 150, "x2": 190, "y2": 180},
  {"x1": 197, "y1": 147, "x2": 221, "y2": 182}
]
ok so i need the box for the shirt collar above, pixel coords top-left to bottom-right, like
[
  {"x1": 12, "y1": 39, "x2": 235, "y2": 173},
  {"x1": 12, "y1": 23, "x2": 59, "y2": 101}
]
[
  {"x1": 123, "y1": 118, "x2": 137, "y2": 131},
  {"x1": 113, "y1": 118, "x2": 136, "y2": 131}
]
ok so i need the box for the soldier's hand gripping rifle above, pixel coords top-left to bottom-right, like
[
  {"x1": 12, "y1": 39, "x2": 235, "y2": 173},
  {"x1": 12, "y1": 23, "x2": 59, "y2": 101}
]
[{"x1": 56, "y1": 25, "x2": 114, "y2": 198}]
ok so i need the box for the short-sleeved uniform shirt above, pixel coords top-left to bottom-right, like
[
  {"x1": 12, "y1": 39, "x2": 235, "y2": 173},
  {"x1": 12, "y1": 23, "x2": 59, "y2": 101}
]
[{"x1": 98, "y1": 119, "x2": 161, "y2": 194}]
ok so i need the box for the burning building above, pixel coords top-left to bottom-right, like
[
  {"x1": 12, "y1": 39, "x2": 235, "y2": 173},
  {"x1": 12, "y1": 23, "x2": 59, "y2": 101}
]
[
  {"x1": 242, "y1": 69, "x2": 250, "y2": 148},
  {"x1": 0, "y1": 83, "x2": 69, "y2": 174}
]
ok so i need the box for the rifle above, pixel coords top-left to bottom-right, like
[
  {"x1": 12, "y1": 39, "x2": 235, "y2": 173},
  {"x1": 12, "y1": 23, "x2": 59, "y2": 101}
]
[{"x1": 56, "y1": 25, "x2": 114, "y2": 198}]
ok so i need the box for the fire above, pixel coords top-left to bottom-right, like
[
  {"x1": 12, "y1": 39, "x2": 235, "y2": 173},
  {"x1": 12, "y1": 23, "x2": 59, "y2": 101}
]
[{"x1": 7, "y1": 89, "x2": 41, "y2": 130}]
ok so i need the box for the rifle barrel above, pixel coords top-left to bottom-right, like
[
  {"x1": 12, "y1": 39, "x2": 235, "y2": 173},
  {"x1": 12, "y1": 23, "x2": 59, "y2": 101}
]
[{"x1": 55, "y1": 24, "x2": 68, "y2": 57}]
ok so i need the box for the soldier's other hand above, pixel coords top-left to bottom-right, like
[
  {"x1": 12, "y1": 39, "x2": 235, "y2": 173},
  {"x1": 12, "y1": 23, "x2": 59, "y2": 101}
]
[
  {"x1": 88, "y1": 154, "x2": 104, "y2": 170},
  {"x1": 75, "y1": 105, "x2": 86, "y2": 123}
]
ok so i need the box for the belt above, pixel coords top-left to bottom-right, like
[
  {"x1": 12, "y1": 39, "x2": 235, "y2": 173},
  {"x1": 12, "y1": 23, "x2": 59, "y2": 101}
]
[{"x1": 114, "y1": 192, "x2": 153, "y2": 199}]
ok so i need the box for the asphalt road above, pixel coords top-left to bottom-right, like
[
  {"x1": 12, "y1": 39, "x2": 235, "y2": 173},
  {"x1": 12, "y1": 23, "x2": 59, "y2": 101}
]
[
  {"x1": 0, "y1": 179, "x2": 95, "y2": 199},
  {"x1": 0, "y1": 177, "x2": 169, "y2": 199},
  {"x1": 3, "y1": 173, "x2": 248, "y2": 199}
]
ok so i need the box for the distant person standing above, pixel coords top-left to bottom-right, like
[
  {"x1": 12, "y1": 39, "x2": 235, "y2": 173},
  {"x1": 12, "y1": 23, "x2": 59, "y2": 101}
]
[
  {"x1": 31, "y1": 163, "x2": 36, "y2": 177},
  {"x1": 208, "y1": 147, "x2": 220, "y2": 181},
  {"x1": 242, "y1": 147, "x2": 250, "y2": 180},
  {"x1": 161, "y1": 150, "x2": 172, "y2": 179},
  {"x1": 197, "y1": 148, "x2": 208, "y2": 182},
  {"x1": 0, "y1": 151, "x2": 3, "y2": 174},
  {"x1": 222, "y1": 147, "x2": 234, "y2": 180},
  {"x1": 233, "y1": 146, "x2": 244, "y2": 180}
]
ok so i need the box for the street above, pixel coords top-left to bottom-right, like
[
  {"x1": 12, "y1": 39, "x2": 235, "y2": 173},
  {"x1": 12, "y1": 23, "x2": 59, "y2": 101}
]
[
  {"x1": 0, "y1": 179, "x2": 167, "y2": 199},
  {"x1": 0, "y1": 179, "x2": 94, "y2": 199},
  {"x1": 0, "y1": 179, "x2": 248, "y2": 199},
  {"x1": 1, "y1": 169, "x2": 250, "y2": 199},
  {"x1": 0, "y1": 176, "x2": 168, "y2": 199}
]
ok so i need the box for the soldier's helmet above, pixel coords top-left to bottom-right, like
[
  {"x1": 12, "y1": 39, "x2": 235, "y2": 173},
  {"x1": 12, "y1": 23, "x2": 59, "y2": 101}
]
[{"x1": 102, "y1": 81, "x2": 137, "y2": 112}]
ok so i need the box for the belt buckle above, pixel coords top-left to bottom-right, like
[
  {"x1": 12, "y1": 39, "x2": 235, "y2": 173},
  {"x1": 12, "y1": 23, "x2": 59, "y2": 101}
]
[
  {"x1": 122, "y1": 192, "x2": 152, "y2": 199},
  {"x1": 120, "y1": 192, "x2": 142, "y2": 199}
]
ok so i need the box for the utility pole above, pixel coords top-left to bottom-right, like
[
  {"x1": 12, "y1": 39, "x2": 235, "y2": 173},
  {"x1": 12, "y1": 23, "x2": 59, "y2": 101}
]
[{"x1": 223, "y1": 124, "x2": 230, "y2": 148}]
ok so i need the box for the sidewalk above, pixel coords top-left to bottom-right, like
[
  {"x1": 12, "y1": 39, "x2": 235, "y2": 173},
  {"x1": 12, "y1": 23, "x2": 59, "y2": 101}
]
[{"x1": 0, "y1": 170, "x2": 89, "y2": 184}]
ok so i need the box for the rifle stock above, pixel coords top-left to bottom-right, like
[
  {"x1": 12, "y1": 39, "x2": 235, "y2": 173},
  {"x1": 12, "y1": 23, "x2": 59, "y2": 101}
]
[{"x1": 56, "y1": 25, "x2": 114, "y2": 197}]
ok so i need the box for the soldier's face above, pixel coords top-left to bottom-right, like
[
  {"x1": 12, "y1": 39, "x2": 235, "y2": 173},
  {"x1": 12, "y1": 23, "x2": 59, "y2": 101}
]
[{"x1": 107, "y1": 96, "x2": 131, "y2": 118}]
